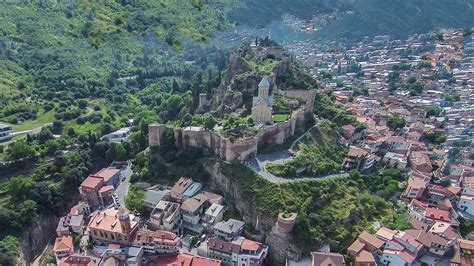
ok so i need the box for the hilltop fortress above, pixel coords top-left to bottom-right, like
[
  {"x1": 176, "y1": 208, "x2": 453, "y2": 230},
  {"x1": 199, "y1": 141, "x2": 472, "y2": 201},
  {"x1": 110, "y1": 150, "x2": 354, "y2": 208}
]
[{"x1": 149, "y1": 88, "x2": 316, "y2": 162}]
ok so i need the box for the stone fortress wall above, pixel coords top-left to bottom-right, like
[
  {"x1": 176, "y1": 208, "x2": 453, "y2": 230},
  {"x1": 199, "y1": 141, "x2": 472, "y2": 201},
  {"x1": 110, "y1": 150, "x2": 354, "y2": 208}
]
[{"x1": 149, "y1": 89, "x2": 317, "y2": 162}]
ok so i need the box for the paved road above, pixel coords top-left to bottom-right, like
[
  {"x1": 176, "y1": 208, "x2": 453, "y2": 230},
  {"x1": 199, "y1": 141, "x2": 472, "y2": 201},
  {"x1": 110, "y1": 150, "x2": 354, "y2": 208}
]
[
  {"x1": 245, "y1": 119, "x2": 349, "y2": 183},
  {"x1": 114, "y1": 162, "x2": 133, "y2": 208},
  {"x1": 0, "y1": 122, "x2": 53, "y2": 146}
]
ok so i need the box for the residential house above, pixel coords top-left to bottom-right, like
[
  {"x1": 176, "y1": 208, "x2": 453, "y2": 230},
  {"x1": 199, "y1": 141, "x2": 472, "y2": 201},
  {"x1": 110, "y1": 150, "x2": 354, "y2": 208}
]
[
  {"x1": 380, "y1": 249, "x2": 416, "y2": 266},
  {"x1": 182, "y1": 181, "x2": 203, "y2": 200},
  {"x1": 408, "y1": 151, "x2": 433, "y2": 174},
  {"x1": 450, "y1": 239, "x2": 474, "y2": 266},
  {"x1": 402, "y1": 176, "x2": 428, "y2": 200},
  {"x1": 53, "y1": 235, "x2": 73, "y2": 261},
  {"x1": 206, "y1": 237, "x2": 268, "y2": 266},
  {"x1": 92, "y1": 167, "x2": 121, "y2": 187},
  {"x1": 214, "y1": 219, "x2": 245, "y2": 241},
  {"x1": 57, "y1": 215, "x2": 72, "y2": 236},
  {"x1": 101, "y1": 127, "x2": 131, "y2": 143},
  {"x1": 171, "y1": 177, "x2": 193, "y2": 202},
  {"x1": 409, "y1": 199, "x2": 452, "y2": 226},
  {"x1": 382, "y1": 152, "x2": 408, "y2": 169},
  {"x1": 144, "y1": 188, "x2": 171, "y2": 210},
  {"x1": 133, "y1": 229, "x2": 180, "y2": 255},
  {"x1": 406, "y1": 229, "x2": 452, "y2": 256},
  {"x1": 343, "y1": 147, "x2": 369, "y2": 171},
  {"x1": 148, "y1": 200, "x2": 181, "y2": 233},
  {"x1": 206, "y1": 237, "x2": 240, "y2": 265},
  {"x1": 88, "y1": 207, "x2": 139, "y2": 245},
  {"x1": 347, "y1": 231, "x2": 384, "y2": 266},
  {"x1": 0, "y1": 124, "x2": 13, "y2": 141},
  {"x1": 311, "y1": 251, "x2": 345, "y2": 266},
  {"x1": 58, "y1": 254, "x2": 97, "y2": 266},
  {"x1": 181, "y1": 196, "x2": 206, "y2": 233},
  {"x1": 156, "y1": 253, "x2": 221, "y2": 266},
  {"x1": 98, "y1": 185, "x2": 114, "y2": 206},
  {"x1": 79, "y1": 176, "x2": 105, "y2": 208},
  {"x1": 235, "y1": 238, "x2": 268, "y2": 266},
  {"x1": 457, "y1": 194, "x2": 474, "y2": 215},
  {"x1": 204, "y1": 203, "x2": 225, "y2": 226}
]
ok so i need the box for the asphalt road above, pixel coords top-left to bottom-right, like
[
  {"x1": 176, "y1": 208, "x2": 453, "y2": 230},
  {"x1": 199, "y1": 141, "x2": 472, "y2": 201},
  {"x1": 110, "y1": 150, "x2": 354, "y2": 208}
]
[
  {"x1": 114, "y1": 162, "x2": 133, "y2": 208},
  {"x1": 245, "y1": 119, "x2": 349, "y2": 183}
]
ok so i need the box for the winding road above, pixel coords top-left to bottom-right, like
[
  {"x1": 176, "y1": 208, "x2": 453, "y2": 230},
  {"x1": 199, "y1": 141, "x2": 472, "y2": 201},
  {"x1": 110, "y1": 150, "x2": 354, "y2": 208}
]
[{"x1": 245, "y1": 119, "x2": 349, "y2": 183}]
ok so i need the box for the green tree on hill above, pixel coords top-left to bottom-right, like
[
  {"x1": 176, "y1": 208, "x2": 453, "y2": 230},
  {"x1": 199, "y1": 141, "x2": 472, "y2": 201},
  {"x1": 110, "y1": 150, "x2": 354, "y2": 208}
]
[
  {"x1": 125, "y1": 185, "x2": 146, "y2": 215},
  {"x1": 387, "y1": 116, "x2": 406, "y2": 130}
]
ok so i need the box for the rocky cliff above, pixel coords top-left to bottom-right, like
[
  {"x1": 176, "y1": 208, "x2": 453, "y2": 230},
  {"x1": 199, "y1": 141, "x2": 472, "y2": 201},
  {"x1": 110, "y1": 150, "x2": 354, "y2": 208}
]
[
  {"x1": 17, "y1": 214, "x2": 59, "y2": 265},
  {"x1": 204, "y1": 161, "x2": 302, "y2": 265}
]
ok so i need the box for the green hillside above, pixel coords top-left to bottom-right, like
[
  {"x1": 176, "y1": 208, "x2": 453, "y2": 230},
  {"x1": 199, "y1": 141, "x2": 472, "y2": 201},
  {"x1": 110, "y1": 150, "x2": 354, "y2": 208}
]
[{"x1": 319, "y1": 0, "x2": 474, "y2": 39}]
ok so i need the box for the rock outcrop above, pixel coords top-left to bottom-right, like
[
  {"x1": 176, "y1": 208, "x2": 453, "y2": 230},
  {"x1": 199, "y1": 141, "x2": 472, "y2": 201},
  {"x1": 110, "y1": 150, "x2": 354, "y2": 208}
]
[
  {"x1": 204, "y1": 161, "x2": 302, "y2": 265},
  {"x1": 17, "y1": 214, "x2": 59, "y2": 265}
]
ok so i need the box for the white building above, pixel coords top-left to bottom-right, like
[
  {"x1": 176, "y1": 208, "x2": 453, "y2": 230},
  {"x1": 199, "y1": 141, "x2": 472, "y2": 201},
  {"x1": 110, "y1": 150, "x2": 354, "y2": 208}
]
[
  {"x1": 457, "y1": 195, "x2": 474, "y2": 215},
  {"x1": 101, "y1": 127, "x2": 131, "y2": 143},
  {"x1": 0, "y1": 124, "x2": 13, "y2": 141}
]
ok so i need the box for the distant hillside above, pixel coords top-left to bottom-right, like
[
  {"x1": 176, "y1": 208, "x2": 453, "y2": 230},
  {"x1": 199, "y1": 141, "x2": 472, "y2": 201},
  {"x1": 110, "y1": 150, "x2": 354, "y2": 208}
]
[
  {"x1": 319, "y1": 0, "x2": 474, "y2": 39},
  {"x1": 230, "y1": 0, "x2": 474, "y2": 40},
  {"x1": 229, "y1": 0, "x2": 351, "y2": 27}
]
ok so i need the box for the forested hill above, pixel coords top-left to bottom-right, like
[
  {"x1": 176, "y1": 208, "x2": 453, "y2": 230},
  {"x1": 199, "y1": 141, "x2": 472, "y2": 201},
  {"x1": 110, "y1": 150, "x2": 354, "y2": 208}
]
[
  {"x1": 318, "y1": 0, "x2": 474, "y2": 39},
  {"x1": 0, "y1": 0, "x2": 237, "y2": 109},
  {"x1": 230, "y1": 0, "x2": 474, "y2": 40}
]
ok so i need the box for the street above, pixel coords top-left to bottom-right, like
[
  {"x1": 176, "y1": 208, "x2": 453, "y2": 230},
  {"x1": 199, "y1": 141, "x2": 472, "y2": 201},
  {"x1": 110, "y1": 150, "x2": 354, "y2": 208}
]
[{"x1": 114, "y1": 162, "x2": 133, "y2": 208}]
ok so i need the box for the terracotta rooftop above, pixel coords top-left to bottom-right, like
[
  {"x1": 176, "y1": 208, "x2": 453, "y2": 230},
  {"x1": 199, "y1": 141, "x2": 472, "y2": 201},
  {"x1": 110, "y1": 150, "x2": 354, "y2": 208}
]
[
  {"x1": 54, "y1": 235, "x2": 73, "y2": 252},
  {"x1": 59, "y1": 254, "x2": 95, "y2": 266},
  {"x1": 311, "y1": 251, "x2": 345, "y2": 266},
  {"x1": 384, "y1": 250, "x2": 416, "y2": 263},
  {"x1": 425, "y1": 207, "x2": 450, "y2": 222},
  {"x1": 92, "y1": 167, "x2": 120, "y2": 183},
  {"x1": 80, "y1": 176, "x2": 104, "y2": 189},
  {"x1": 134, "y1": 229, "x2": 180, "y2": 244},
  {"x1": 347, "y1": 239, "x2": 365, "y2": 254},
  {"x1": 241, "y1": 238, "x2": 262, "y2": 252},
  {"x1": 99, "y1": 185, "x2": 114, "y2": 193},
  {"x1": 359, "y1": 230, "x2": 384, "y2": 249},
  {"x1": 181, "y1": 196, "x2": 206, "y2": 213},
  {"x1": 355, "y1": 250, "x2": 375, "y2": 263},
  {"x1": 88, "y1": 207, "x2": 138, "y2": 234},
  {"x1": 459, "y1": 239, "x2": 474, "y2": 250},
  {"x1": 171, "y1": 177, "x2": 193, "y2": 198},
  {"x1": 376, "y1": 227, "x2": 396, "y2": 241},
  {"x1": 207, "y1": 238, "x2": 241, "y2": 254}
]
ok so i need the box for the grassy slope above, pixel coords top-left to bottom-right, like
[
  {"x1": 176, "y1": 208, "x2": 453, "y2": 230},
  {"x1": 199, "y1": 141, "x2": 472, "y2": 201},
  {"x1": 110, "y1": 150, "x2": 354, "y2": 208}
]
[
  {"x1": 266, "y1": 120, "x2": 347, "y2": 177},
  {"x1": 220, "y1": 162, "x2": 403, "y2": 252}
]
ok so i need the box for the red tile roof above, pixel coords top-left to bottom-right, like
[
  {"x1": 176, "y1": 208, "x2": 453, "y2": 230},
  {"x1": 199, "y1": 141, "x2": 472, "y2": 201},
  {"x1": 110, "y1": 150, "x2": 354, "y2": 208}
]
[
  {"x1": 241, "y1": 239, "x2": 261, "y2": 252},
  {"x1": 54, "y1": 235, "x2": 73, "y2": 252},
  {"x1": 425, "y1": 208, "x2": 450, "y2": 222},
  {"x1": 80, "y1": 176, "x2": 104, "y2": 189},
  {"x1": 92, "y1": 168, "x2": 120, "y2": 183},
  {"x1": 156, "y1": 253, "x2": 220, "y2": 266}
]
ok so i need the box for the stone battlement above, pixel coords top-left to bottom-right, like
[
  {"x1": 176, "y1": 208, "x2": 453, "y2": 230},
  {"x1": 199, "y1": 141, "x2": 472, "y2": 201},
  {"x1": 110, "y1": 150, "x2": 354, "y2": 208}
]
[{"x1": 149, "y1": 90, "x2": 317, "y2": 162}]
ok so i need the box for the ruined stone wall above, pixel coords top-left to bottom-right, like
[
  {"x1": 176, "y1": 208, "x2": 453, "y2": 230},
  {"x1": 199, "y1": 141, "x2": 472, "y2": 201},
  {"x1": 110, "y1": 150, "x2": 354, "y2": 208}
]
[
  {"x1": 148, "y1": 90, "x2": 316, "y2": 162},
  {"x1": 148, "y1": 109, "x2": 304, "y2": 162},
  {"x1": 283, "y1": 89, "x2": 317, "y2": 111}
]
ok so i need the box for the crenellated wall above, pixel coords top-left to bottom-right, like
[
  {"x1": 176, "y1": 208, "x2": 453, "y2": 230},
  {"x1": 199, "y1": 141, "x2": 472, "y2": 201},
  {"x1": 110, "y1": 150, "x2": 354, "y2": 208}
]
[{"x1": 149, "y1": 90, "x2": 316, "y2": 162}]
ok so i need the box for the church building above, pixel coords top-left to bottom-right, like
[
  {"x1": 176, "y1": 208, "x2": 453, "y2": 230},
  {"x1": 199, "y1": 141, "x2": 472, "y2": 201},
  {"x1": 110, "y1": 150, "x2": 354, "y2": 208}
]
[{"x1": 251, "y1": 77, "x2": 273, "y2": 125}]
